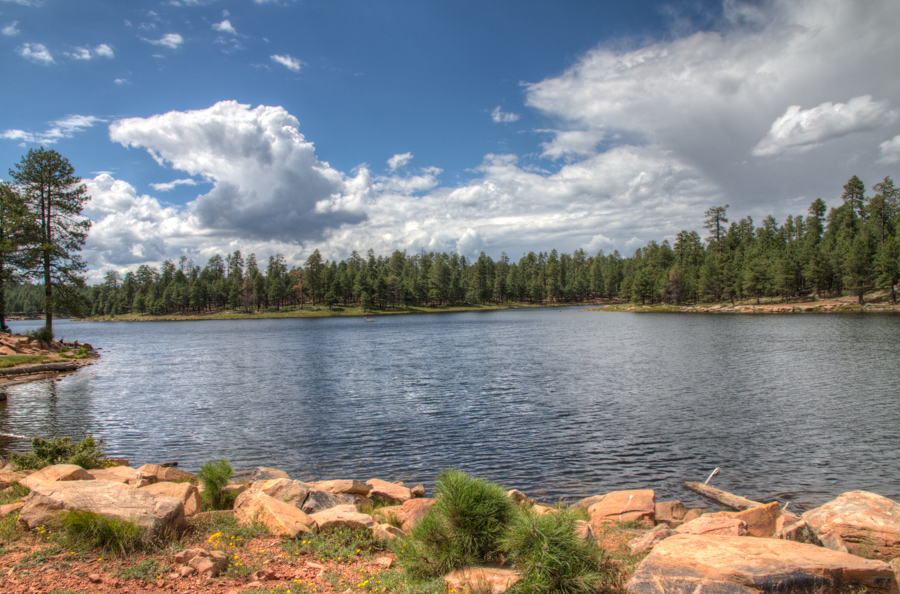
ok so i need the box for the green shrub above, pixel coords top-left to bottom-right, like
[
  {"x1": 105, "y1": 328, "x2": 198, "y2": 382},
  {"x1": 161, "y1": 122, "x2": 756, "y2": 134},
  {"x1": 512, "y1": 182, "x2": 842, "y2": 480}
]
[
  {"x1": 26, "y1": 325, "x2": 53, "y2": 343},
  {"x1": 61, "y1": 510, "x2": 146, "y2": 555},
  {"x1": 399, "y1": 469, "x2": 514, "y2": 578},
  {"x1": 502, "y1": 507, "x2": 622, "y2": 594},
  {"x1": 11, "y1": 435, "x2": 107, "y2": 470},
  {"x1": 197, "y1": 459, "x2": 235, "y2": 511}
]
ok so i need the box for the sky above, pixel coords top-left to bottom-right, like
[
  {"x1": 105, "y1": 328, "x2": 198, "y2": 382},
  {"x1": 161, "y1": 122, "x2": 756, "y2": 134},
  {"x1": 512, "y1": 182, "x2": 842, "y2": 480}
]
[{"x1": 1, "y1": 0, "x2": 899, "y2": 281}]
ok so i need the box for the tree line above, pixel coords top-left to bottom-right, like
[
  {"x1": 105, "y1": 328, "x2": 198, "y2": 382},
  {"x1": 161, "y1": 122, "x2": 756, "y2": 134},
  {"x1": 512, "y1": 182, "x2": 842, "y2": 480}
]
[{"x1": 86, "y1": 174, "x2": 898, "y2": 316}]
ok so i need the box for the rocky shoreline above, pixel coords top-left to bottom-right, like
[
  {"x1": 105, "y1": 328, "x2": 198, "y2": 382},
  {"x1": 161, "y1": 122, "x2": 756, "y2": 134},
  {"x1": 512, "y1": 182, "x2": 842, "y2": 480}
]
[
  {"x1": 0, "y1": 331, "x2": 99, "y2": 390},
  {"x1": 1, "y1": 460, "x2": 899, "y2": 594}
]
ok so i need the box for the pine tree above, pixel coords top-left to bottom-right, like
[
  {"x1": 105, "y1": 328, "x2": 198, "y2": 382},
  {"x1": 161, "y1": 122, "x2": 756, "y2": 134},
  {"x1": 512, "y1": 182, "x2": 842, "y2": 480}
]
[
  {"x1": 0, "y1": 183, "x2": 36, "y2": 331},
  {"x1": 8, "y1": 148, "x2": 91, "y2": 336}
]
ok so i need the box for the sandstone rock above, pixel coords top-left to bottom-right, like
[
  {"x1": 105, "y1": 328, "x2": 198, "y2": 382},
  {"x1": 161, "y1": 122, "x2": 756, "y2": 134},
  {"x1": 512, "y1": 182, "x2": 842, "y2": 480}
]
[
  {"x1": 251, "y1": 478, "x2": 309, "y2": 509},
  {"x1": 626, "y1": 534, "x2": 899, "y2": 594},
  {"x1": 0, "y1": 471, "x2": 30, "y2": 489},
  {"x1": 398, "y1": 498, "x2": 434, "y2": 532},
  {"x1": 676, "y1": 515, "x2": 749, "y2": 536},
  {"x1": 159, "y1": 467, "x2": 198, "y2": 483},
  {"x1": 373, "y1": 505, "x2": 402, "y2": 525},
  {"x1": 571, "y1": 494, "x2": 606, "y2": 510},
  {"x1": 628, "y1": 524, "x2": 674, "y2": 555},
  {"x1": 250, "y1": 467, "x2": 290, "y2": 481},
  {"x1": 444, "y1": 567, "x2": 521, "y2": 594},
  {"x1": 341, "y1": 493, "x2": 374, "y2": 510},
  {"x1": 574, "y1": 520, "x2": 595, "y2": 540},
  {"x1": 177, "y1": 565, "x2": 196, "y2": 577},
  {"x1": 774, "y1": 510, "x2": 801, "y2": 533},
  {"x1": 0, "y1": 502, "x2": 24, "y2": 516},
  {"x1": 18, "y1": 479, "x2": 185, "y2": 536},
  {"x1": 301, "y1": 489, "x2": 342, "y2": 514},
  {"x1": 508, "y1": 489, "x2": 535, "y2": 506},
  {"x1": 372, "y1": 523, "x2": 405, "y2": 540},
  {"x1": 682, "y1": 508, "x2": 704, "y2": 522},
  {"x1": 367, "y1": 478, "x2": 412, "y2": 504},
  {"x1": 21, "y1": 464, "x2": 94, "y2": 488},
  {"x1": 708, "y1": 501, "x2": 782, "y2": 537},
  {"x1": 375, "y1": 556, "x2": 393, "y2": 569},
  {"x1": 234, "y1": 489, "x2": 314, "y2": 537},
  {"x1": 587, "y1": 489, "x2": 655, "y2": 528},
  {"x1": 86, "y1": 467, "x2": 140, "y2": 483},
  {"x1": 309, "y1": 479, "x2": 371, "y2": 496},
  {"x1": 309, "y1": 504, "x2": 375, "y2": 531},
  {"x1": 221, "y1": 484, "x2": 247, "y2": 500},
  {"x1": 135, "y1": 463, "x2": 163, "y2": 483},
  {"x1": 655, "y1": 501, "x2": 688, "y2": 527},
  {"x1": 802, "y1": 491, "x2": 900, "y2": 560},
  {"x1": 141, "y1": 481, "x2": 202, "y2": 516},
  {"x1": 411, "y1": 484, "x2": 426, "y2": 498},
  {"x1": 775, "y1": 519, "x2": 823, "y2": 546}
]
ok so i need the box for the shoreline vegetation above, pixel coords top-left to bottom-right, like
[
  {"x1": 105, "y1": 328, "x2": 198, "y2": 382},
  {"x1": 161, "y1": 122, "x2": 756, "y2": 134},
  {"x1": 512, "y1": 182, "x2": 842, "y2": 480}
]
[{"x1": 0, "y1": 440, "x2": 898, "y2": 594}]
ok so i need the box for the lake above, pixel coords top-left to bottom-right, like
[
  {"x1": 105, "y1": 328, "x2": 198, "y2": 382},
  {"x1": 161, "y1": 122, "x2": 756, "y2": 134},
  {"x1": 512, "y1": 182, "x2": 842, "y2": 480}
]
[{"x1": 3, "y1": 308, "x2": 899, "y2": 510}]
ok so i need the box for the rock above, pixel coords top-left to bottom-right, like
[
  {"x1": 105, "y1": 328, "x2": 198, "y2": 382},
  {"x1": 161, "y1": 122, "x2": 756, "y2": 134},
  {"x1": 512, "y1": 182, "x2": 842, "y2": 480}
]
[
  {"x1": 0, "y1": 471, "x2": 30, "y2": 489},
  {"x1": 18, "y1": 479, "x2": 185, "y2": 536},
  {"x1": 189, "y1": 557, "x2": 219, "y2": 577},
  {"x1": 141, "y1": 481, "x2": 202, "y2": 516},
  {"x1": 234, "y1": 489, "x2": 314, "y2": 537},
  {"x1": 177, "y1": 565, "x2": 196, "y2": 577},
  {"x1": 250, "y1": 467, "x2": 290, "y2": 481},
  {"x1": 774, "y1": 519, "x2": 823, "y2": 546},
  {"x1": 802, "y1": 491, "x2": 900, "y2": 560},
  {"x1": 375, "y1": 556, "x2": 393, "y2": 569},
  {"x1": 707, "y1": 501, "x2": 782, "y2": 537},
  {"x1": 251, "y1": 570, "x2": 276, "y2": 581},
  {"x1": 0, "y1": 502, "x2": 24, "y2": 516},
  {"x1": 444, "y1": 567, "x2": 521, "y2": 594},
  {"x1": 366, "y1": 478, "x2": 412, "y2": 504},
  {"x1": 574, "y1": 520, "x2": 595, "y2": 540},
  {"x1": 508, "y1": 489, "x2": 535, "y2": 506},
  {"x1": 626, "y1": 534, "x2": 899, "y2": 594},
  {"x1": 676, "y1": 515, "x2": 748, "y2": 536},
  {"x1": 86, "y1": 467, "x2": 140, "y2": 483},
  {"x1": 682, "y1": 508, "x2": 704, "y2": 523},
  {"x1": 373, "y1": 505, "x2": 401, "y2": 525},
  {"x1": 372, "y1": 523, "x2": 405, "y2": 540},
  {"x1": 135, "y1": 464, "x2": 197, "y2": 484},
  {"x1": 571, "y1": 494, "x2": 606, "y2": 510},
  {"x1": 628, "y1": 524, "x2": 674, "y2": 555},
  {"x1": 88, "y1": 573, "x2": 102, "y2": 584},
  {"x1": 135, "y1": 463, "x2": 163, "y2": 483},
  {"x1": 411, "y1": 484, "x2": 426, "y2": 498},
  {"x1": 221, "y1": 484, "x2": 247, "y2": 500},
  {"x1": 309, "y1": 479, "x2": 371, "y2": 496},
  {"x1": 21, "y1": 464, "x2": 94, "y2": 488},
  {"x1": 251, "y1": 478, "x2": 309, "y2": 509},
  {"x1": 309, "y1": 504, "x2": 375, "y2": 531},
  {"x1": 301, "y1": 489, "x2": 342, "y2": 514},
  {"x1": 774, "y1": 510, "x2": 801, "y2": 533},
  {"x1": 398, "y1": 498, "x2": 434, "y2": 532},
  {"x1": 654, "y1": 501, "x2": 688, "y2": 527},
  {"x1": 587, "y1": 489, "x2": 655, "y2": 528}
]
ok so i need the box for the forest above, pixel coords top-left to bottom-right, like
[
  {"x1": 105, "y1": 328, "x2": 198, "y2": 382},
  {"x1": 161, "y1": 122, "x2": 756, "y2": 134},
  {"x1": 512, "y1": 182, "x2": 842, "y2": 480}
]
[{"x1": 6, "y1": 174, "x2": 898, "y2": 318}]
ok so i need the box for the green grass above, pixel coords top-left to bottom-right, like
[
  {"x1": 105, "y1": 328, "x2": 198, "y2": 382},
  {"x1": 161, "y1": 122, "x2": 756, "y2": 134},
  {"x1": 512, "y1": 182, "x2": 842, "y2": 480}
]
[
  {"x1": 361, "y1": 569, "x2": 446, "y2": 594},
  {"x1": 60, "y1": 510, "x2": 148, "y2": 555},
  {"x1": 116, "y1": 558, "x2": 161, "y2": 581},
  {"x1": 0, "y1": 354, "x2": 49, "y2": 368},
  {"x1": 192, "y1": 511, "x2": 268, "y2": 549},
  {"x1": 17, "y1": 543, "x2": 64, "y2": 569},
  {"x1": 197, "y1": 459, "x2": 235, "y2": 511},
  {"x1": 0, "y1": 482, "x2": 30, "y2": 506},
  {"x1": 282, "y1": 526, "x2": 386, "y2": 564},
  {"x1": 240, "y1": 584, "x2": 315, "y2": 594}
]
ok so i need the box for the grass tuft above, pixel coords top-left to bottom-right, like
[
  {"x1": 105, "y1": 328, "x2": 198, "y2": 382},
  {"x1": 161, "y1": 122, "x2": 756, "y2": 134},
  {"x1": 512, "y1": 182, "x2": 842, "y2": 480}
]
[
  {"x1": 282, "y1": 526, "x2": 386, "y2": 564},
  {"x1": 61, "y1": 510, "x2": 147, "y2": 555},
  {"x1": 197, "y1": 459, "x2": 235, "y2": 511}
]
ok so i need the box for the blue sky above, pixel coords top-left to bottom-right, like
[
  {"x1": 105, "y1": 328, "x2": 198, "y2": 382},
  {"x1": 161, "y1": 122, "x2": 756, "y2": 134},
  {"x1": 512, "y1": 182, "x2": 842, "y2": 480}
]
[{"x1": 2, "y1": 0, "x2": 899, "y2": 280}]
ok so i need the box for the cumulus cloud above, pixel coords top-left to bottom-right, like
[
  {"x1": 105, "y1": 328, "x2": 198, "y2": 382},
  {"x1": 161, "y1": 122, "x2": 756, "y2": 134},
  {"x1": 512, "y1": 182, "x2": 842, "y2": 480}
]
[
  {"x1": 150, "y1": 178, "x2": 199, "y2": 192},
  {"x1": 212, "y1": 19, "x2": 236, "y2": 34},
  {"x1": 17, "y1": 42, "x2": 53, "y2": 64},
  {"x1": 491, "y1": 106, "x2": 519, "y2": 123},
  {"x1": 2, "y1": 114, "x2": 104, "y2": 144},
  {"x1": 146, "y1": 33, "x2": 184, "y2": 49},
  {"x1": 387, "y1": 152, "x2": 413, "y2": 171},
  {"x1": 879, "y1": 135, "x2": 900, "y2": 164},
  {"x1": 109, "y1": 101, "x2": 366, "y2": 243},
  {"x1": 66, "y1": 44, "x2": 114, "y2": 60},
  {"x1": 2, "y1": 21, "x2": 19, "y2": 36},
  {"x1": 753, "y1": 95, "x2": 897, "y2": 156},
  {"x1": 540, "y1": 130, "x2": 605, "y2": 160},
  {"x1": 270, "y1": 54, "x2": 301, "y2": 72}
]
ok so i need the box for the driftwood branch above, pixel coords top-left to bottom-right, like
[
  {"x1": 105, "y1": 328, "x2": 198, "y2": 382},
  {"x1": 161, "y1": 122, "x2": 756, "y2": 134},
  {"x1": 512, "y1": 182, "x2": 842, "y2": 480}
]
[
  {"x1": 0, "y1": 362, "x2": 79, "y2": 377},
  {"x1": 683, "y1": 481, "x2": 764, "y2": 510}
]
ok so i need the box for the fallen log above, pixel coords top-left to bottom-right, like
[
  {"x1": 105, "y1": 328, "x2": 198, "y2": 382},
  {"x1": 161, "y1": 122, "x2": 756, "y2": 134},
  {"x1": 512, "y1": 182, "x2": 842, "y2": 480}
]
[
  {"x1": 0, "y1": 362, "x2": 79, "y2": 376},
  {"x1": 683, "y1": 481, "x2": 765, "y2": 510}
]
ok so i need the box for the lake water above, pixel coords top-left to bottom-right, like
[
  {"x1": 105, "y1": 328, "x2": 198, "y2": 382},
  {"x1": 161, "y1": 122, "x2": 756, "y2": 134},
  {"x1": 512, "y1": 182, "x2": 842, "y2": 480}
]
[{"x1": 3, "y1": 308, "x2": 899, "y2": 510}]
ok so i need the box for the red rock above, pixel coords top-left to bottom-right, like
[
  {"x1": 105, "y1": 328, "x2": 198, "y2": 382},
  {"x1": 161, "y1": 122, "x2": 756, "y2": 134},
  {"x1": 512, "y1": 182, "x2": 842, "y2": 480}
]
[
  {"x1": 626, "y1": 534, "x2": 899, "y2": 594},
  {"x1": 250, "y1": 478, "x2": 309, "y2": 508},
  {"x1": 654, "y1": 501, "x2": 688, "y2": 527},
  {"x1": 309, "y1": 504, "x2": 375, "y2": 531},
  {"x1": 587, "y1": 489, "x2": 655, "y2": 527},
  {"x1": 366, "y1": 478, "x2": 412, "y2": 504},
  {"x1": 86, "y1": 467, "x2": 140, "y2": 483},
  {"x1": 309, "y1": 479, "x2": 371, "y2": 496},
  {"x1": 21, "y1": 464, "x2": 94, "y2": 488},
  {"x1": 398, "y1": 498, "x2": 434, "y2": 532},
  {"x1": 802, "y1": 491, "x2": 900, "y2": 560},
  {"x1": 234, "y1": 490, "x2": 314, "y2": 537},
  {"x1": 141, "y1": 481, "x2": 202, "y2": 516},
  {"x1": 628, "y1": 524, "x2": 674, "y2": 555},
  {"x1": 675, "y1": 515, "x2": 748, "y2": 536},
  {"x1": 707, "y1": 501, "x2": 782, "y2": 537}
]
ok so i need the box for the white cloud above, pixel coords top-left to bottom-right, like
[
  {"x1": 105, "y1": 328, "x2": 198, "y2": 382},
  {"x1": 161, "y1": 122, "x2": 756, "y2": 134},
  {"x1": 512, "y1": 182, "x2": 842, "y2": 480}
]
[
  {"x1": 109, "y1": 101, "x2": 366, "y2": 244},
  {"x1": 491, "y1": 106, "x2": 519, "y2": 124},
  {"x1": 540, "y1": 130, "x2": 605, "y2": 160},
  {"x1": 387, "y1": 152, "x2": 413, "y2": 171},
  {"x1": 270, "y1": 54, "x2": 301, "y2": 72},
  {"x1": 2, "y1": 114, "x2": 103, "y2": 144},
  {"x1": 150, "y1": 178, "x2": 199, "y2": 192},
  {"x1": 17, "y1": 42, "x2": 54, "y2": 65},
  {"x1": 67, "y1": 47, "x2": 92, "y2": 60},
  {"x1": 65, "y1": 45, "x2": 113, "y2": 60},
  {"x1": 115, "y1": 78, "x2": 129, "y2": 85},
  {"x1": 146, "y1": 33, "x2": 184, "y2": 49},
  {"x1": 374, "y1": 166, "x2": 442, "y2": 195},
  {"x1": 212, "y1": 19, "x2": 236, "y2": 34},
  {"x1": 753, "y1": 95, "x2": 897, "y2": 156},
  {"x1": 94, "y1": 44, "x2": 114, "y2": 58},
  {"x1": 2, "y1": 21, "x2": 19, "y2": 36},
  {"x1": 879, "y1": 135, "x2": 900, "y2": 164}
]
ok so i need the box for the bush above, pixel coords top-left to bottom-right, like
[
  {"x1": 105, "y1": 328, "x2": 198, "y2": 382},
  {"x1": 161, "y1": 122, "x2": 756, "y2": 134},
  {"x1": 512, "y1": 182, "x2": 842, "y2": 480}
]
[
  {"x1": 61, "y1": 510, "x2": 146, "y2": 555},
  {"x1": 197, "y1": 459, "x2": 235, "y2": 511},
  {"x1": 11, "y1": 435, "x2": 106, "y2": 470},
  {"x1": 502, "y1": 507, "x2": 622, "y2": 594},
  {"x1": 399, "y1": 469, "x2": 514, "y2": 578},
  {"x1": 26, "y1": 325, "x2": 53, "y2": 343}
]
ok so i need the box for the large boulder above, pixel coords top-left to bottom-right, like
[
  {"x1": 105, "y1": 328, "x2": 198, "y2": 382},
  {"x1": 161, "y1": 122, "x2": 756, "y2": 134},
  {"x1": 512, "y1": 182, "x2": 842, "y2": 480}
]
[
  {"x1": 802, "y1": 491, "x2": 900, "y2": 560},
  {"x1": 398, "y1": 498, "x2": 434, "y2": 532},
  {"x1": 18, "y1": 479, "x2": 185, "y2": 536},
  {"x1": 366, "y1": 479, "x2": 412, "y2": 504},
  {"x1": 309, "y1": 505, "x2": 375, "y2": 531},
  {"x1": 135, "y1": 464, "x2": 197, "y2": 484},
  {"x1": 626, "y1": 534, "x2": 899, "y2": 594},
  {"x1": 234, "y1": 489, "x2": 314, "y2": 537},
  {"x1": 309, "y1": 479, "x2": 371, "y2": 497},
  {"x1": 588, "y1": 490, "x2": 655, "y2": 528},
  {"x1": 628, "y1": 524, "x2": 674, "y2": 555},
  {"x1": 250, "y1": 467, "x2": 290, "y2": 482},
  {"x1": 141, "y1": 482, "x2": 202, "y2": 516},
  {"x1": 655, "y1": 501, "x2": 689, "y2": 527},
  {"x1": 86, "y1": 466, "x2": 141, "y2": 484},
  {"x1": 250, "y1": 478, "x2": 309, "y2": 509},
  {"x1": 21, "y1": 464, "x2": 94, "y2": 488},
  {"x1": 301, "y1": 489, "x2": 342, "y2": 514},
  {"x1": 707, "y1": 501, "x2": 782, "y2": 537},
  {"x1": 676, "y1": 515, "x2": 748, "y2": 537}
]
